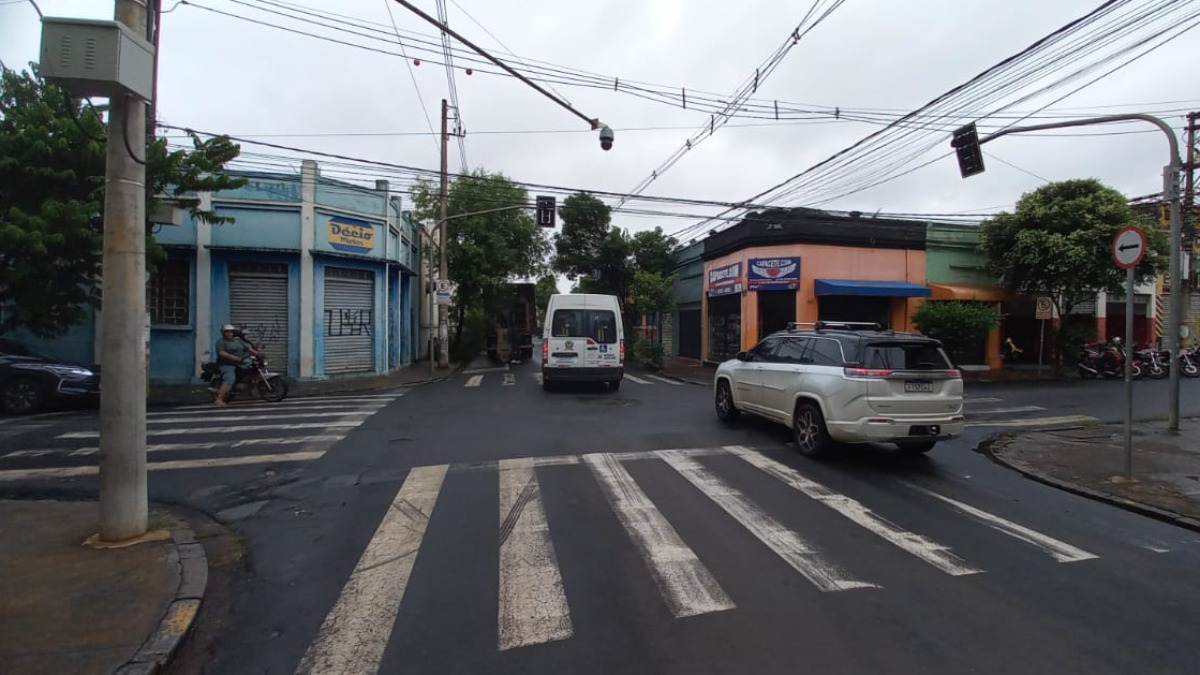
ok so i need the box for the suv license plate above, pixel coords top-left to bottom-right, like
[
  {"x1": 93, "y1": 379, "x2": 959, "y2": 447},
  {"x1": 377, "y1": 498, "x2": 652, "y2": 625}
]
[{"x1": 904, "y1": 381, "x2": 934, "y2": 393}]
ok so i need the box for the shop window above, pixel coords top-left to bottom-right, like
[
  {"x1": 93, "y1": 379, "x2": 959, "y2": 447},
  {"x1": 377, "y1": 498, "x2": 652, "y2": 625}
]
[
  {"x1": 707, "y1": 295, "x2": 741, "y2": 362},
  {"x1": 149, "y1": 259, "x2": 190, "y2": 326}
]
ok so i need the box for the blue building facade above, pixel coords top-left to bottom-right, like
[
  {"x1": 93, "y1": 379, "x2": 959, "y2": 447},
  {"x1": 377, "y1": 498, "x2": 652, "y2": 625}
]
[{"x1": 19, "y1": 160, "x2": 422, "y2": 384}]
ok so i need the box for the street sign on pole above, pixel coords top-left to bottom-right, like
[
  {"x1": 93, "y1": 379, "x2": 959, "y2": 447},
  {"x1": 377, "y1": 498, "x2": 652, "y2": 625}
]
[
  {"x1": 435, "y1": 279, "x2": 455, "y2": 306},
  {"x1": 1113, "y1": 225, "x2": 1146, "y2": 480},
  {"x1": 1035, "y1": 297, "x2": 1053, "y2": 378}
]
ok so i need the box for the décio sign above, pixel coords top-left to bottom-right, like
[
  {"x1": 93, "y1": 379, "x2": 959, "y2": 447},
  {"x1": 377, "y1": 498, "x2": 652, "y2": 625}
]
[{"x1": 328, "y1": 217, "x2": 376, "y2": 255}]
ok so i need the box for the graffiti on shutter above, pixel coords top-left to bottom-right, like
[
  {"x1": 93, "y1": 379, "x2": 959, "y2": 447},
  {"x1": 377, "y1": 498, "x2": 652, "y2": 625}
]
[
  {"x1": 324, "y1": 267, "x2": 375, "y2": 373},
  {"x1": 230, "y1": 262, "x2": 291, "y2": 374}
]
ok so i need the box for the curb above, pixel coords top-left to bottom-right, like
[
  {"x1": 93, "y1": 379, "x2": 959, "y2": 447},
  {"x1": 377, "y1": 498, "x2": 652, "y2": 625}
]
[
  {"x1": 978, "y1": 436, "x2": 1200, "y2": 535},
  {"x1": 113, "y1": 527, "x2": 208, "y2": 675}
]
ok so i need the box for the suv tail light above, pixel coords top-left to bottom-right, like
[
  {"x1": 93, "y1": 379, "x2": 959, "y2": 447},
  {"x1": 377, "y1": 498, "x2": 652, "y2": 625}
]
[
  {"x1": 844, "y1": 367, "x2": 893, "y2": 378},
  {"x1": 946, "y1": 369, "x2": 962, "y2": 379}
]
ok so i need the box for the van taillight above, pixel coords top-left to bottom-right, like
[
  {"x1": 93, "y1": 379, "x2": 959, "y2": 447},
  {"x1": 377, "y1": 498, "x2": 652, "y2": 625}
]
[
  {"x1": 619, "y1": 339, "x2": 625, "y2": 364},
  {"x1": 844, "y1": 367, "x2": 893, "y2": 378},
  {"x1": 542, "y1": 340, "x2": 549, "y2": 363}
]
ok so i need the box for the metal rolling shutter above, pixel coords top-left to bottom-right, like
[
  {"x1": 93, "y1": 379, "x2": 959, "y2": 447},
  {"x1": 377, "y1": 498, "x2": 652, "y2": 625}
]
[
  {"x1": 324, "y1": 267, "x2": 375, "y2": 373},
  {"x1": 229, "y1": 262, "x2": 290, "y2": 374}
]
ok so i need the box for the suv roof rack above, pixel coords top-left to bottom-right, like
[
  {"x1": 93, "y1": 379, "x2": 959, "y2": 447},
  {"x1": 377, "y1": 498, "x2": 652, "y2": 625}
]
[{"x1": 812, "y1": 321, "x2": 885, "y2": 332}]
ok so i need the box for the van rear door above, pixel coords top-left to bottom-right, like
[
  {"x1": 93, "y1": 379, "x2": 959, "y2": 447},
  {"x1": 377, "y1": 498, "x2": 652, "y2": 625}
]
[{"x1": 546, "y1": 307, "x2": 620, "y2": 369}]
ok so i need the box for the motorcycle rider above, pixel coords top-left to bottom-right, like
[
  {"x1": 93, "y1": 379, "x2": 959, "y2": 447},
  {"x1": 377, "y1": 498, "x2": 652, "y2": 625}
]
[{"x1": 214, "y1": 324, "x2": 259, "y2": 405}]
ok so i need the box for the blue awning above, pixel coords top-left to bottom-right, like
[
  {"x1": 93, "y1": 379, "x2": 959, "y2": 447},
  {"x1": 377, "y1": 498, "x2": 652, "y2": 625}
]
[{"x1": 814, "y1": 279, "x2": 932, "y2": 297}]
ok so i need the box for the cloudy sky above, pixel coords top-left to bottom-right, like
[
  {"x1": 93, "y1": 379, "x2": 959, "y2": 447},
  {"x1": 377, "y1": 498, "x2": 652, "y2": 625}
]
[{"x1": 3, "y1": 0, "x2": 1199, "y2": 245}]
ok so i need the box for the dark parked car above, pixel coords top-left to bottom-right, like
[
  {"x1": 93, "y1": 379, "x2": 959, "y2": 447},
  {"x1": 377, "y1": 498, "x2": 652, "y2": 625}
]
[{"x1": 0, "y1": 339, "x2": 101, "y2": 415}]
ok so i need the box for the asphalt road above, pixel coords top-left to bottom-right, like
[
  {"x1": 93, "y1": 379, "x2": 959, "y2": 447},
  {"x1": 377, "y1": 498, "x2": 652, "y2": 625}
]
[{"x1": 3, "y1": 358, "x2": 1200, "y2": 674}]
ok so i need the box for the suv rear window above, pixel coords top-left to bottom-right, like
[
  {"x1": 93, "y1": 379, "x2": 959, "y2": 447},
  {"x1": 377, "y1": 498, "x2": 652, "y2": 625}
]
[
  {"x1": 550, "y1": 309, "x2": 619, "y2": 343},
  {"x1": 862, "y1": 341, "x2": 953, "y2": 371}
]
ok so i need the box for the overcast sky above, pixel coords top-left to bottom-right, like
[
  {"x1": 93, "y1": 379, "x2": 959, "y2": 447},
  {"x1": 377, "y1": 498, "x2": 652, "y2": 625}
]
[{"x1": 3, "y1": 0, "x2": 1199, "y2": 246}]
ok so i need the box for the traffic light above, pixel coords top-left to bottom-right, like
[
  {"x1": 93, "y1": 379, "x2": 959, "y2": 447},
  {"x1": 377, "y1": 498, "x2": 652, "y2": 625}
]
[
  {"x1": 536, "y1": 195, "x2": 556, "y2": 228},
  {"x1": 951, "y1": 122, "x2": 986, "y2": 178}
]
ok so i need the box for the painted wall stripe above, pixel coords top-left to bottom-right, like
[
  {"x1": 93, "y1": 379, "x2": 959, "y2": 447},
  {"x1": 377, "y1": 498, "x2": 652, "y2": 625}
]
[
  {"x1": 730, "y1": 447, "x2": 981, "y2": 576},
  {"x1": 58, "y1": 421, "x2": 364, "y2": 439},
  {"x1": 903, "y1": 482, "x2": 1098, "y2": 563},
  {"x1": 497, "y1": 458, "x2": 573, "y2": 650},
  {"x1": 657, "y1": 449, "x2": 876, "y2": 592},
  {"x1": 583, "y1": 453, "x2": 735, "y2": 618},
  {"x1": 294, "y1": 464, "x2": 448, "y2": 675}
]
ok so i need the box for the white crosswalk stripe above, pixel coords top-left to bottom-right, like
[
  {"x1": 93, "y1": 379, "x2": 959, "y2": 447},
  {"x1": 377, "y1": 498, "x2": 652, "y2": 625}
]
[
  {"x1": 646, "y1": 374, "x2": 683, "y2": 386},
  {"x1": 0, "y1": 393, "x2": 398, "y2": 479},
  {"x1": 292, "y1": 445, "x2": 1108, "y2": 667},
  {"x1": 964, "y1": 394, "x2": 1098, "y2": 428},
  {"x1": 465, "y1": 375, "x2": 484, "y2": 387}
]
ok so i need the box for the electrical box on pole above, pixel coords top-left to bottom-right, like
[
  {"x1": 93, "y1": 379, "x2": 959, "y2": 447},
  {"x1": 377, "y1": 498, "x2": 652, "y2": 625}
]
[
  {"x1": 39, "y1": 17, "x2": 156, "y2": 100},
  {"x1": 536, "y1": 195, "x2": 556, "y2": 228},
  {"x1": 951, "y1": 122, "x2": 986, "y2": 178}
]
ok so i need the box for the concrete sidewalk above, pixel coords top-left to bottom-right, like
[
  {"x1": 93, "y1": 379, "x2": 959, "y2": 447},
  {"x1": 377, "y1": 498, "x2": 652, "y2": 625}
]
[
  {"x1": 148, "y1": 361, "x2": 462, "y2": 406},
  {"x1": 0, "y1": 500, "x2": 209, "y2": 675},
  {"x1": 985, "y1": 419, "x2": 1200, "y2": 531}
]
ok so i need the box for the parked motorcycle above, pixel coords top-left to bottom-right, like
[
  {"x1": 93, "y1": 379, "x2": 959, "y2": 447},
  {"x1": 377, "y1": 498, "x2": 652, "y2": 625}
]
[
  {"x1": 202, "y1": 349, "x2": 288, "y2": 403},
  {"x1": 1179, "y1": 346, "x2": 1200, "y2": 378},
  {"x1": 1078, "y1": 338, "x2": 1142, "y2": 379},
  {"x1": 1136, "y1": 347, "x2": 1169, "y2": 380}
]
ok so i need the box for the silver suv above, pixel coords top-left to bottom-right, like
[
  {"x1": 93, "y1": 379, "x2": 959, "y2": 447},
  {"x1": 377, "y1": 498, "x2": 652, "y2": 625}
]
[{"x1": 713, "y1": 322, "x2": 964, "y2": 456}]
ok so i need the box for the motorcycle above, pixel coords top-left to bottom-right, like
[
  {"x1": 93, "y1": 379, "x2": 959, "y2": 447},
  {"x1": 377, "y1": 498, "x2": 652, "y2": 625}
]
[
  {"x1": 202, "y1": 347, "x2": 289, "y2": 403},
  {"x1": 1078, "y1": 339, "x2": 1141, "y2": 379},
  {"x1": 1179, "y1": 346, "x2": 1200, "y2": 378},
  {"x1": 1137, "y1": 347, "x2": 1169, "y2": 380}
]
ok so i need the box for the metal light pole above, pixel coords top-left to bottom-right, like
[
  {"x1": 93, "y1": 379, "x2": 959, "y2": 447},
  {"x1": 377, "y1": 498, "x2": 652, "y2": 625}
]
[{"x1": 980, "y1": 114, "x2": 1185, "y2": 431}]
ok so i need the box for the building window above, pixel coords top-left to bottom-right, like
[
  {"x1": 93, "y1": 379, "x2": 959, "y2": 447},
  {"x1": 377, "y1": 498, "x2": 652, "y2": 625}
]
[{"x1": 149, "y1": 259, "x2": 191, "y2": 326}]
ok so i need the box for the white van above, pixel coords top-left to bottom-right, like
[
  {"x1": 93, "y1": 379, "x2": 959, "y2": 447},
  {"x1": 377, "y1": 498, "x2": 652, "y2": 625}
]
[{"x1": 541, "y1": 293, "x2": 624, "y2": 390}]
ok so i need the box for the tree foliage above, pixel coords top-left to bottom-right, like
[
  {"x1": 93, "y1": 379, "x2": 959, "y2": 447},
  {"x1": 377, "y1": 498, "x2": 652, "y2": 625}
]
[
  {"x1": 980, "y1": 179, "x2": 1166, "y2": 364},
  {"x1": 553, "y1": 192, "x2": 611, "y2": 279},
  {"x1": 630, "y1": 227, "x2": 677, "y2": 277},
  {"x1": 913, "y1": 301, "x2": 998, "y2": 364},
  {"x1": 534, "y1": 274, "x2": 558, "y2": 324},
  {"x1": 410, "y1": 170, "x2": 551, "y2": 351},
  {"x1": 0, "y1": 64, "x2": 246, "y2": 337},
  {"x1": 628, "y1": 269, "x2": 677, "y2": 317}
]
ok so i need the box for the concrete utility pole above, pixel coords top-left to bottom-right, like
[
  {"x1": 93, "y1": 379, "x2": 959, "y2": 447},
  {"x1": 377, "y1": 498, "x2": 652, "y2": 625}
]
[
  {"x1": 980, "y1": 113, "x2": 1184, "y2": 430},
  {"x1": 437, "y1": 98, "x2": 450, "y2": 368},
  {"x1": 99, "y1": 0, "x2": 150, "y2": 541}
]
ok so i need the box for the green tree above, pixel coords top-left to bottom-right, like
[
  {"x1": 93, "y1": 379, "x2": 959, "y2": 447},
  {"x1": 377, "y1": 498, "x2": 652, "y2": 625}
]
[
  {"x1": 553, "y1": 192, "x2": 611, "y2": 279},
  {"x1": 0, "y1": 64, "x2": 246, "y2": 337},
  {"x1": 410, "y1": 170, "x2": 550, "y2": 355},
  {"x1": 913, "y1": 301, "x2": 998, "y2": 365},
  {"x1": 980, "y1": 178, "x2": 1166, "y2": 362},
  {"x1": 628, "y1": 270, "x2": 677, "y2": 317},
  {"x1": 630, "y1": 227, "x2": 678, "y2": 277}
]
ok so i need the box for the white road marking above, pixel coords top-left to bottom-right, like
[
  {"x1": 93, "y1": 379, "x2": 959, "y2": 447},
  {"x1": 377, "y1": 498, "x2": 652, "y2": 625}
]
[
  {"x1": 0, "y1": 451, "x2": 325, "y2": 481},
  {"x1": 294, "y1": 464, "x2": 447, "y2": 675},
  {"x1": 962, "y1": 397, "x2": 1003, "y2": 404},
  {"x1": 533, "y1": 373, "x2": 544, "y2": 385},
  {"x1": 57, "y1": 420, "x2": 364, "y2": 438},
  {"x1": 169, "y1": 394, "x2": 403, "y2": 410},
  {"x1": 968, "y1": 406, "x2": 1045, "y2": 415},
  {"x1": 465, "y1": 375, "x2": 484, "y2": 388},
  {"x1": 624, "y1": 374, "x2": 652, "y2": 385},
  {"x1": 497, "y1": 458, "x2": 573, "y2": 650},
  {"x1": 463, "y1": 366, "x2": 510, "y2": 374},
  {"x1": 583, "y1": 453, "x2": 735, "y2": 618},
  {"x1": 966, "y1": 415, "x2": 1097, "y2": 428},
  {"x1": 148, "y1": 411, "x2": 374, "y2": 424},
  {"x1": 153, "y1": 401, "x2": 389, "y2": 416},
  {"x1": 502, "y1": 373, "x2": 516, "y2": 387},
  {"x1": 657, "y1": 449, "x2": 877, "y2": 592},
  {"x1": 729, "y1": 446, "x2": 981, "y2": 576},
  {"x1": 646, "y1": 374, "x2": 683, "y2": 386},
  {"x1": 54, "y1": 435, "x2": 349, "y2": 457},
  {"x1": 904, "y1": 483, "x2": 1098, "y2": 563}
]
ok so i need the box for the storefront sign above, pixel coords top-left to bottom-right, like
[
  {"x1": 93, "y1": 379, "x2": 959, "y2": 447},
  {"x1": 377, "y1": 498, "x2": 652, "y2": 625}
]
[
  {"x1": 328, "y1": 217, "x2": 376, "y2": 254},
  {"x1": 747, "y1": 256, "x2": 801, "y2": 290},
  {"x1": 707, "y1": 262, "x2": 743, "y2": 297}
]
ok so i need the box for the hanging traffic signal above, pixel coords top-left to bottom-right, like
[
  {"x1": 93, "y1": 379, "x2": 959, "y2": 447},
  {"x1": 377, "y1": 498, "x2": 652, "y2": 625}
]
[
  {"x1": 536, "y1": 195, "x2": 556, "y2": 228},
  {"x1": 951, "y1": 122, "x2": 986, "y2": 178}
]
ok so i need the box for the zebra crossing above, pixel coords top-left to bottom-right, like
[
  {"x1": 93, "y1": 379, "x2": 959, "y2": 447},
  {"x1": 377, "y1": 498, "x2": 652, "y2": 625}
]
[
  {"x1": 299, "y1": 444, "x2": 1101, "y2": 668},
  {"x1": 0, "y1": 392, "x2": 405, "y2": 481},
  {"x1": 963, "y1": 395, "x2": 1098, "y2": 429},
  {"x1": 466, "y1": 371, "x2": 673, "y2": 387}
]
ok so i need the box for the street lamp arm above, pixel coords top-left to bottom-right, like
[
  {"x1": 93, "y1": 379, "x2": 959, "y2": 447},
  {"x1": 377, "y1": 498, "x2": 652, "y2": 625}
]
[
  {"x1": 981, "y1": 114, "x2": 1180, "y2": 164},
  {"x1": 389, "y1": 0, "x2": 602, "y2": 130}
]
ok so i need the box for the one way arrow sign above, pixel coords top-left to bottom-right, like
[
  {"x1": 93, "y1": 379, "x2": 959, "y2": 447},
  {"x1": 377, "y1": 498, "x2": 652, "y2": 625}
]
[{"x1": 1112, "y1": 226, "x2": 1146, "y2": 270}]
